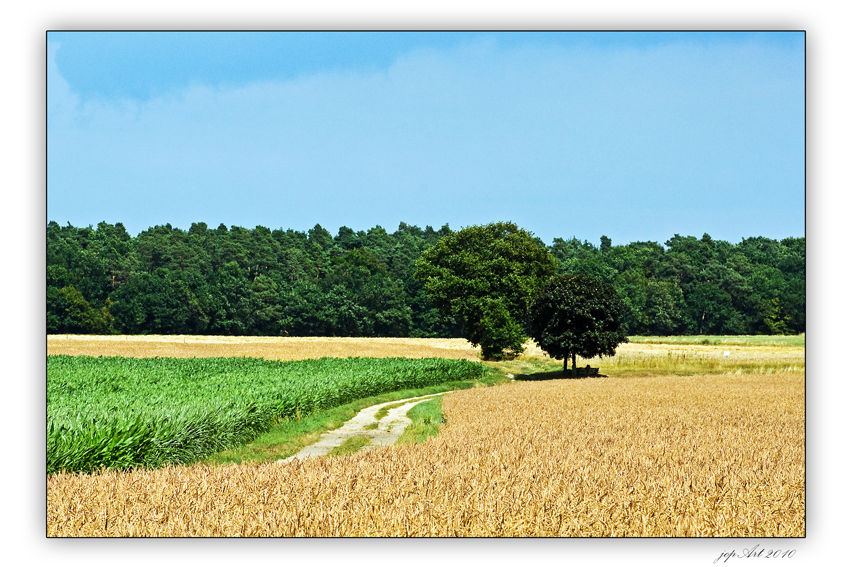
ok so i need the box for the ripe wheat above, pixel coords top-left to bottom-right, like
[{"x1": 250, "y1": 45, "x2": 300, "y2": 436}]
[{"x1": 48, "y1": 372, "x2": 804, "y2": 537}]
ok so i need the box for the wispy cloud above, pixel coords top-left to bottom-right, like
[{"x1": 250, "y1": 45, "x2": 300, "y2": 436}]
[{"x1": 47, "y1": 42, "x2": 79, "y2": 117}]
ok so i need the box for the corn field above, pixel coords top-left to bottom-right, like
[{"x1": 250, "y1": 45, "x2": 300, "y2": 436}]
[
  {"x1": 48, "y1": 371, "x2": 804, "y2": 537},
  {"x1": 48, "y1": 355, "x2": 484, "y2": 474}
]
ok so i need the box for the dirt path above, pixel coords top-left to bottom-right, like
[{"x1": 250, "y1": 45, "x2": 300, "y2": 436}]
[{"x1": 278, "y1": 392, "x2": 452, "y2": 463}]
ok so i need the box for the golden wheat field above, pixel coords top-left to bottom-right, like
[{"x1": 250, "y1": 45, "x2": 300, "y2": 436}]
[{"x1": 47, "y1": 368, "x2": 804, "y2": 537}]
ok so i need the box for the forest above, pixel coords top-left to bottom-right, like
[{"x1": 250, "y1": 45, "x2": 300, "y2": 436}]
[{"x1": 46, "y1": 221, "x2": 805, "y2": 337}]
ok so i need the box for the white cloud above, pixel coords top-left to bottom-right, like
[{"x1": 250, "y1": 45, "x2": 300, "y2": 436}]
[{"x1": 47, "y1": 42, "x2": 79, "y2": 118}]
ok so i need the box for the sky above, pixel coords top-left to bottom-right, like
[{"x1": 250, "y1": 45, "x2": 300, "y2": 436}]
[{"x1": 47, "y1": 31, "x2": 805, "y2": 247}]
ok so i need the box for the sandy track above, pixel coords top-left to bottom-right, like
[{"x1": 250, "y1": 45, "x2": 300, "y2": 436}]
[{"x1": 278, "y1": 393, "x2": 451, "y2": 463}]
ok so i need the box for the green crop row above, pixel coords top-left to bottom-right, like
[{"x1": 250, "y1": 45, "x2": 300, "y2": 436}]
[{"x1": 47, "y1": 355, "x2": 485, "y2": 474}]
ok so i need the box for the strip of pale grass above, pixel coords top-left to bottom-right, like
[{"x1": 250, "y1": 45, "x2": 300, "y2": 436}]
[
  {"x1": 627, "y1": 334, "x2": 805, "y2": 347},
  {"x1": 515, "y1": 341, "x2": 804, "y2": 377}
]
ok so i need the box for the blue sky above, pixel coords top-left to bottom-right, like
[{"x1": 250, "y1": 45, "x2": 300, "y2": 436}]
[{"x1": 47, "y1": 31, "x2": 805, "y2": 246}]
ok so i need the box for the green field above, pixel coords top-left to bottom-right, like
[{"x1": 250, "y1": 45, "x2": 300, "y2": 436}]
[
  {"x1": 627, "y1": 334, "x2": 805, "y2": 347},
  {"x1": 47, "y1": 355, "x2": 485, "y2": 474}
]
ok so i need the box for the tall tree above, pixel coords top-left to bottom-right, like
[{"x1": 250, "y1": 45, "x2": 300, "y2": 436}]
[
  {"x1": 415, "y1": 222, "x2": 556, "y2": 360},
  {"x1": 526, "y1": 274, "x2": 628, "y2": 376}
]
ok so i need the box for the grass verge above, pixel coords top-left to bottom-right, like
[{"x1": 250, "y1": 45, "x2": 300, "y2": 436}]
[
  {"x1": 200, "y1": 366, "x2": 509, "y2": 466},
  {"x1": 396, "y1": 396, "x2": 445, "y2": 445}
]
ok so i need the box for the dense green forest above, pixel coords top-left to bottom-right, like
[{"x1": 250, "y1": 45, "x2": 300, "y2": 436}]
[{"x1": 46, "y1": 221, "x2": 805, "y2": 337}]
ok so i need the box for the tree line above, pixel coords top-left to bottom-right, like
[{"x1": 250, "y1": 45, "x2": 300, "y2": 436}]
[{"x1": 46, "y1": 220, "x2": 804, "y2": 337}]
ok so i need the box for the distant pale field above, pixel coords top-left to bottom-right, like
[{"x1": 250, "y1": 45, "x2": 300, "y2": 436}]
[
  {"x1": 48, "y1": 372, "x2": 804, "y2": 537},
  {"x1": 629, "y1": 334, "x2": 805, "y2": 347},
  {"x1": 47, "y1": 335, "x2": 805, "y2": 372},
  {"x1": 47, "y1": 334, "x2": 482, "y2": 361}
]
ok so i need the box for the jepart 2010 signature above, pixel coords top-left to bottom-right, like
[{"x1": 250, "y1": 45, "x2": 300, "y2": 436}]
[{"x1": 715, "y1": 544, "x2": 797, "y2": 563}]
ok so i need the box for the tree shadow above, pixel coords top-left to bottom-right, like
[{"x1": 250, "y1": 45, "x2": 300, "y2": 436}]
[{"x1": 514, "y1": 369, "x2": 608, "y2": 381}]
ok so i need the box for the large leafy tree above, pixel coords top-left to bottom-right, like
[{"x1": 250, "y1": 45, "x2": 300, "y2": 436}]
[
  {"x1": 527, "y1": 274, "x2": 628, "y2": 376},
  {"x1": 414, "y1": 222, "x2": 556, "y2": 360}
]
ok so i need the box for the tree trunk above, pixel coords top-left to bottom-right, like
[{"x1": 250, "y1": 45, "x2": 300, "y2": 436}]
[
  {"x1": 571, "y1": 353, "x2": 577, "y2": 377},
  {"x1": 564, "y1": 356, "x2": 569, "y2": 375}
]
